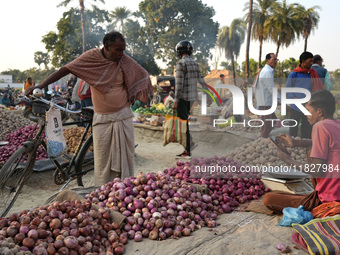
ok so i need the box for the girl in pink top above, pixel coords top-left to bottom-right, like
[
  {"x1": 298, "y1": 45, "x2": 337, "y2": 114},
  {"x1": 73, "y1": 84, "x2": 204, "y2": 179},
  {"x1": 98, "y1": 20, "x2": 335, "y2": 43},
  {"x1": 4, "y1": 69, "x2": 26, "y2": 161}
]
[{"x1": 264, "y1": 90, "x2": 340, "y2": 213}]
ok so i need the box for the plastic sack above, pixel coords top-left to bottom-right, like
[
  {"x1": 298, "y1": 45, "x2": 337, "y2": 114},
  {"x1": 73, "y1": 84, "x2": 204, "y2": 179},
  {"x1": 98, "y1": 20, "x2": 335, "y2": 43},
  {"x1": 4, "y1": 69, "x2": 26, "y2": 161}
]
[
  {"x1": 280, "y1": 205, "x2": 313, "y2": 227},
  {"x1": 45, "y1": 105, "x2": 68, "y2": 158},
  {"x1": 163, "y1": 115, "x2": 187, "y2": 148}
]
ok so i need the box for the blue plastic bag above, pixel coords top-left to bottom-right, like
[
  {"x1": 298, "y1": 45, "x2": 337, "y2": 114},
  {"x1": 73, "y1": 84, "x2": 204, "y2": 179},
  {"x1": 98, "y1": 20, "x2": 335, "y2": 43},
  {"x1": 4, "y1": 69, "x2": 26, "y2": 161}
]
[{"x1": 280, "y1": 205, "x2": 313, "y2": 227}]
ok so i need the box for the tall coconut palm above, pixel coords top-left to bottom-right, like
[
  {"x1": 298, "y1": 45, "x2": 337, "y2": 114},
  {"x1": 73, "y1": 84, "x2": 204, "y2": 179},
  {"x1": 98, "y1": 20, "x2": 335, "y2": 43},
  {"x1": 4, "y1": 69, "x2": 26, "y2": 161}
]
[
  {"x1": 58, "y1": 0, "x2": 105, "y2": 53},
  {"x1": 264, "y1": 0, "x2": 302, "y2": 57},
  {"x1": 245, "y1": 0, "x2": 253, "y2": 81},
  {"x1": 296, "y1": 5, "x2": 321, "y2": 51},
  {"x1": 245, "y1": 0, "x2": 277, "y2": 69},
  {"x1": 217, "y1": 19, "x2": 246, "y2": 85},
  {"x1": 109, "y1": 7, "x2": 131, "y2": 33}
]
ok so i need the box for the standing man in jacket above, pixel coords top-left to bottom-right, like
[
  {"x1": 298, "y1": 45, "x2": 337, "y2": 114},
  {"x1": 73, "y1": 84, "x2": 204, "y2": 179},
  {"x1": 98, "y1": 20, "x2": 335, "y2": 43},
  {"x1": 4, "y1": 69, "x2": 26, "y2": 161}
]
[
  {"x1": 312, "y1": 54, "x2": 332, "y2": 91},
  {"x1": 173, "y1": 40, "x2": 201, "y2": 159},
  {"x1": 286, "y1": 51, "x2": 324, "y2": 139},
  {"x1": 254, "y1": 53, "x2": 279, "y2": 138}
]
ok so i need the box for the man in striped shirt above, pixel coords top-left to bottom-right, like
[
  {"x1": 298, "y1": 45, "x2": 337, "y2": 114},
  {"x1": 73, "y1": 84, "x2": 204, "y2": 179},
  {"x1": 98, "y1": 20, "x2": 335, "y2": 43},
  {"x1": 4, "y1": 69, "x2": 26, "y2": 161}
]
[{"x1": 173, "y1": 40, "x2": 202, "y2": 158}]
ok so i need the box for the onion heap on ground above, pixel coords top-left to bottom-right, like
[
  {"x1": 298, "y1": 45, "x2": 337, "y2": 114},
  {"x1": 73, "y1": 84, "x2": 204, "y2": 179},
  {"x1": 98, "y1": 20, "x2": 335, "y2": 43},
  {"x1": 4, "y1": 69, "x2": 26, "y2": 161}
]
[
  {"x1": 0, "y1": 126, "x2": 93, "y2": 166},
  {"x1": 86, "y1": 171, "x2": 219, "y2": 242},
  {"x1": 165, "y1": 159, "x2": 268, "y2": 207},
  {"x1": 0, "y1": 200, "x2": 126, "y2": 255},
  {"x1": 0, "y1": 109, "x2": 34, "y2": 141},
  {"x1": 0, "y1": 125, "x2": 48, "y2": 164},
  {"x1": 226, "y1": 137, "x2": 307, "y2": 166}
]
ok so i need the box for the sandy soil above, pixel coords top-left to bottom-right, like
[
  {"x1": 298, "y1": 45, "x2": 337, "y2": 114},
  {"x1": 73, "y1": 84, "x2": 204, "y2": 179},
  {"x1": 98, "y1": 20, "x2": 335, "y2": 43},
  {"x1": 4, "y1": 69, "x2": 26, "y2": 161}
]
[{"x1": 5, "y1": 125, "x2": 306, "y2": 255}]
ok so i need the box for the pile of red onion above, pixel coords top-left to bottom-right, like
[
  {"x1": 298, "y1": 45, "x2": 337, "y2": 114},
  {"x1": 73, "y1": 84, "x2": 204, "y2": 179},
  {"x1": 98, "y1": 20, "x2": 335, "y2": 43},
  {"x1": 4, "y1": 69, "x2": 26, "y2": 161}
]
[
  {"x1": 0, "y1": 125, "x2": 48, "y2": 164},
  {"x1": 165, "y1": 158, "x2": 269, "y2": 206},
  {"x1": 0, "y1": 200, "x2": 126, "y2": 254},
  {"x1": 86, "y1": 171, "x2": 219, "y2": 242}
]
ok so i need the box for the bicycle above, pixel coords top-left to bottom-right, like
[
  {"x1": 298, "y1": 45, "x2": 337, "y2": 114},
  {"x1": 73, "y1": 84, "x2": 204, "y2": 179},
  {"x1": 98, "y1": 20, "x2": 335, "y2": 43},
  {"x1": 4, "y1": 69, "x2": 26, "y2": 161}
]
[
  {"x1": 152, "y1": 85, "x2": 163, "y2": 104},
  {"x1": 0, "y1": 94, "x2": 94, "y2": 217}
]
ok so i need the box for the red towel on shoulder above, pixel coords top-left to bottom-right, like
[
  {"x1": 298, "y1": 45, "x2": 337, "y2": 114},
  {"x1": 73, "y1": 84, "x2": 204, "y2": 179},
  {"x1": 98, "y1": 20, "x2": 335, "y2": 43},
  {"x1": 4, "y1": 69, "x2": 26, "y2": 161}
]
[{"x1": 292, "y1": 65, "x2": 325, "y2": 91}]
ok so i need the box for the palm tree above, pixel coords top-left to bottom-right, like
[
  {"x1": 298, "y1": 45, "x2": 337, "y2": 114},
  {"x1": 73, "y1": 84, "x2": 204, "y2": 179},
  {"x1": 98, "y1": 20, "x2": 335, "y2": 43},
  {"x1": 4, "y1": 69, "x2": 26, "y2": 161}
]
[
  {"x1": 109, "y1": 7, "x2": 131, "y2": 33},
  {"x1": 217, "y1": 19, "x2": 246, "y2": 85},
  {"x1": 246, "y1": 0, "x2": 277, "y2": 69},
  {"x1": 264, "y1": 0, "x2": 302, "y2": 57},
  {"x1": 296, "y1": 5, "x2": 321, "y2": 51},
  {"x1": 58, "y1": 0, "x2": 105, "y2": 53},
  {"x1": 245, "y1": 0, "x2": 253, "y2": 81}
]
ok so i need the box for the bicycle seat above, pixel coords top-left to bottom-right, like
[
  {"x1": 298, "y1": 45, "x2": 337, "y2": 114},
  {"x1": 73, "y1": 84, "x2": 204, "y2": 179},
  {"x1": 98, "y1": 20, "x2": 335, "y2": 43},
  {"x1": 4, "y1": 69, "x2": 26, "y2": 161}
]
[{"x1": 81, "y1": 106, "x2": 94, "y2": 116}]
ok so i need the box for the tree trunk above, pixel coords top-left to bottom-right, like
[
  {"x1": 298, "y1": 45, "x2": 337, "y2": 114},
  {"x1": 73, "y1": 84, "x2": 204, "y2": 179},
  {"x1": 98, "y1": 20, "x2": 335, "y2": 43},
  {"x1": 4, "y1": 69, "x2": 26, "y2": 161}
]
[
  {"x1": 79, "y1": 0, "x2": 86, "y2": 53},
  {"x1": 304, "y1": 36, "x2": 308, "y2": 52},
  {"x1": 245, "y1": 0, "x2": 253, "y2": 83},
  {"x1": 231, "y1": 57, "x2": 237, "y2": 86},
  {"x1": 276, "y1": 41, "x2": 280, "y2": 57},
  {"x1": 258, "y1": 39, "x2": 263, "y2": 70}
]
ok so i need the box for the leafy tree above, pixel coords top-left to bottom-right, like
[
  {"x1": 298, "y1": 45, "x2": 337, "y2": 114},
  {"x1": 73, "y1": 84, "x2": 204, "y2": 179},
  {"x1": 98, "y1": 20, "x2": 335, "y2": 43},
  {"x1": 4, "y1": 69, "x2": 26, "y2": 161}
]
[
  {"x1": 296, "y1": 5, "x2": 321, "y2": 51},
  {"x1": 264, "y1": 0, "x2": 302, "y2": 57},
  {"x1": 333, "y1": 69, "x2": 340, "y2": 79},
  {"x1": 42, "y1": 8, "x2": 108, "y2": 68},
  {"x1": 245, "y1": 0, "x2": 277, "y2": 68},
  {"x1": 34, "y1": 51, "x2": 50, "y2": 69},
  {"x1": 217, "y1": 19, "x2": 246, "y2": 85},
  {"x1": 1, "y1": 69, "x2": 26, "y2": 83},
  {"x1": 124, "y1": 19, "x2": 160, "y2": 75},
  {"x1": 220, "y1": 61, "x2": 233, "y2": 71},
  {"x1": 330, "y1": 69, "x2": 340, "y2": 90},
  {"x1": 220, "y1": 61, "x2": 241, "y2": 74},
  {"x1": 1, "y1": 68, "x2": 56, "y2": 83},
  {"x1": 58, "y1": 0, "x2": 105, "y2": 53},
  {"x1": 109, "y1": 6, "x2": 131, "y2": 33},
  {"x1": 241, "y1": 58, "x2": 259, "y2": 78},
  {"x1": 273, "y1": 57, "x2": 299, "y2": 79},
  {"x1": 137, "y1": 0, "x2": 219, "y2": 72}
]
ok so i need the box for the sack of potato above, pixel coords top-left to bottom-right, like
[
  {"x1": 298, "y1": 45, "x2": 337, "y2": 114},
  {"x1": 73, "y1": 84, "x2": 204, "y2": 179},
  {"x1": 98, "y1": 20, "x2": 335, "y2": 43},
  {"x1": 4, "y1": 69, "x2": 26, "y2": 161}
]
[{"x1": 63, "y1": 127, "x2": 93, "y2": 154}]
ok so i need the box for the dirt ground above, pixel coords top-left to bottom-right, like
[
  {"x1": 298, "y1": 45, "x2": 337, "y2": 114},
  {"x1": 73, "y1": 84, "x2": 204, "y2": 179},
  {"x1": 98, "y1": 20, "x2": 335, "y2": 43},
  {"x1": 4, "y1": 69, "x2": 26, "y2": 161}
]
[{"x1": 5, "y1": 125, "x2": 306, "y2": 255}]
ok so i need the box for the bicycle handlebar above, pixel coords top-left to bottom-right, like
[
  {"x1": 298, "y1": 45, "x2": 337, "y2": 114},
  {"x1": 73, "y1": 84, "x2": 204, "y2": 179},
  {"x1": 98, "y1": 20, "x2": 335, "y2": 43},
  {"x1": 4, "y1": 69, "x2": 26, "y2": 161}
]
[{"x1": 33, "y1": 96, "x2": 82, "y2": 114}]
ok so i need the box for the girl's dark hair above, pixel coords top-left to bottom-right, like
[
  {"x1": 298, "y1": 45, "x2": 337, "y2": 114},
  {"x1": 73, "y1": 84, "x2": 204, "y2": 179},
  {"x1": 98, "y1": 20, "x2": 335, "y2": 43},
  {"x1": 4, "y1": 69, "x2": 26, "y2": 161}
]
[
  {"x1": 103, "y1": 31, "x2": 125, "y2": 47},
  {"x1": 309, "y1": 89, "x2": 335, "y2": 116}
]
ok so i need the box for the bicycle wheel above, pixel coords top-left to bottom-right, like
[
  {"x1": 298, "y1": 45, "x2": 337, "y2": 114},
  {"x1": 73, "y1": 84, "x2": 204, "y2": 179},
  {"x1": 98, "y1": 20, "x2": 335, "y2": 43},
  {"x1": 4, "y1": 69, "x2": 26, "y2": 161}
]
[
  {"x1": 74, "y1": 134, "x2": 94, "y2": 186},
  {"x1": 153, "y1": 95, "x2": 161, "y2": 104},
  {"x1": 0, "y1": 146, "x2": 34, "y2": 217}
]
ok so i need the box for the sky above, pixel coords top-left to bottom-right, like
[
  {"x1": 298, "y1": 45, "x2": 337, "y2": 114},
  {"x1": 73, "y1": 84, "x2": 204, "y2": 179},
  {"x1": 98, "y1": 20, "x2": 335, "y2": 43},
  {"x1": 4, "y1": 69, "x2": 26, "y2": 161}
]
[{"x1": 0, "y1": 0, "x2": 339, "y2": 73}]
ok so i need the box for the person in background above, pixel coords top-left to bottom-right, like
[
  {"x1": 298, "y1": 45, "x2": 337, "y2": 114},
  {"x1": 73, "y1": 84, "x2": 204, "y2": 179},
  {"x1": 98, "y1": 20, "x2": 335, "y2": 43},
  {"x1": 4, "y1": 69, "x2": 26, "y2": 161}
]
[
  {"x1": 173, "y1": 40, "x2": 201, "y2": 159},
  {"x1": 78, "y1": 79, "x2": 93, "y2": 107},
  {"x1": 24, "y1": 77, "x2": 33, "y2": 93},
  {"x1": 26, "y1": 31, "x2": 152, "y2": 185},
  {"x1": 312, "y1": 54, "x2": 332, "y2": 91},
  {"x1": 285, "y1": 51, "x2": 324, "y2": 139},
  {"x1": 264, "y1": 90, "x2": 340, "y2": 213},
  {"x1": 0, "y1": 93, "x2": 11, "y2": 107},
  {"x1": 215, "y1": 74, "x2": 225, "y2": 97},
  {"x1": 164, "y1": 91, "x2": 175, "y2": 108},
  {"x1": 131, "y1": 100, "x2": 145, "y2": 112},
  {"x1": 254, "y1": 53, "x2": 279, "y2": 138},
  {"x1": 72, "y1": 78, "x2": 82, "y2": 110}
]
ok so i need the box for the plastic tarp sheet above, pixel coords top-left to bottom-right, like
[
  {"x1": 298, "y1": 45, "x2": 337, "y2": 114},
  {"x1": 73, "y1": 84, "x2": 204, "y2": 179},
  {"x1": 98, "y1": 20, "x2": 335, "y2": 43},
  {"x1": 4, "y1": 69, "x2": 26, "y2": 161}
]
[{"x1": 33, "y1": 152, "x2": 94, "y2": 172}]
